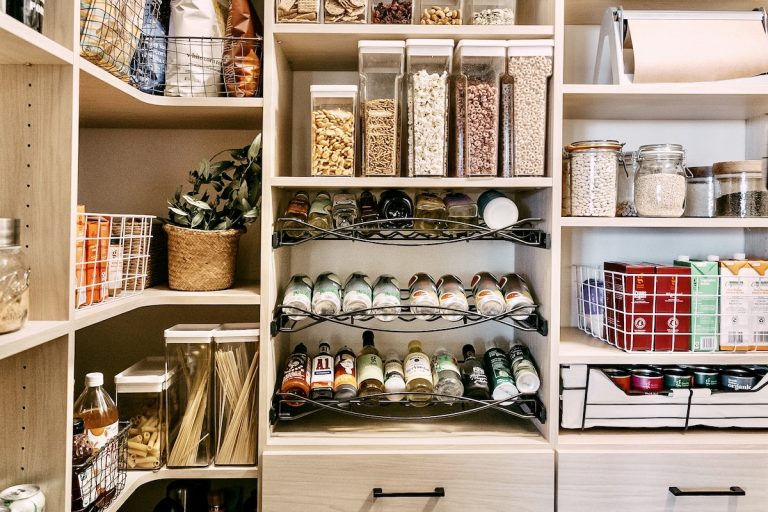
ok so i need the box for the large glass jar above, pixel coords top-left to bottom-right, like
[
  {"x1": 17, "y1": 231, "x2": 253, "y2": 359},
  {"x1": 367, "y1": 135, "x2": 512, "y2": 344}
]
[
  {"x1": 714, "y1": 160, "x2": 768, "y2": 217},
  {"x1": 405, "y1": 39, "x2": 453, "y2": 177},
  {"x1": 563, "y1": 140, "x2": 622, "y2": 217},
  {"x1": 0, "y1": 219, "x2": 29, "y2": 334},
  {"x1": 358, "y1": 41, "x2": 404, "y2": 177},
  {"x1": 454, "y1": 40, "x2": 505, "y2": 177},
  {"x1": 634, "y1": 144, "x2": 687, "y2": 218},
  {"x1": 616, "y1": 150, "x2": 637, "y2": 217},
  {"x1": 685, "y1": 166, "x2": 717, "y2": 218},
  {"x1": 310, "y1": 85, "x2": 357, "y2": 177}
]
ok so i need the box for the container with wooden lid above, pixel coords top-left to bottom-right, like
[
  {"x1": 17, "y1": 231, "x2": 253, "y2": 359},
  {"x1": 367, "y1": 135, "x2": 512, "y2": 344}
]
[{"x1": 713, "y1": 160, "x2": 768, "y2": 217}]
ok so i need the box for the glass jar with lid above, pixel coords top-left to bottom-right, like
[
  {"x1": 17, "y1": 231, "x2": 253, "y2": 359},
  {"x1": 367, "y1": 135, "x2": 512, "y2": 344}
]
[
  {"x1": 634, "y1": 143, "x2": 687, "y2": 218},
  {"x1": 684, "y1": 166, "x2": 717, "y2": 218},
  {"x1": 358, "y1": 41, "x2": 404, "y2": 177},
  {"x1": 714, "y1": 160, "x2": 768, "y2": 217},
  {"x1": 616, "y1": 150, "x2": 637, "y2": 217},
  {"x1": 0, "y1": 219, "x2": 29, "y2": 334},
  {"x1": 563, "y1": 140, "x2": 622, "y2": 217}
]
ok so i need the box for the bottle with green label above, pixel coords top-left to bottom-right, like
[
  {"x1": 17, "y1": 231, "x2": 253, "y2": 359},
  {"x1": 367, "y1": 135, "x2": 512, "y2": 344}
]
[
  {"x1": 404, "y1": 339, "x2": 433, "y2": 406},
  {"x1": 461, "y1": 344, "x2": 490, "y2": 400},
  {"x1": 483, "y1": 344, "x2": 519, "y2": 403},
  {"x1": 432, "y1": 347, "x2": 463, "y2": 402},
  {"x1": 507, "y1": 341, "x2": 540, "y2": 394},
  {"x1": 312, "y1": 272, "x2": 342, "y2": 315},
  {"x1": 357, "y1": 331, "x2": 384, "y2": 399},
  {"x1": 282, "y1": 274, "x2": 313, "y2": 320}
]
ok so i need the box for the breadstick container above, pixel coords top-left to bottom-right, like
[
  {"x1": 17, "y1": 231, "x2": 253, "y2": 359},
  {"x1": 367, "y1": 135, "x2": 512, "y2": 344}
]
[
  {"x1": 213, "y1": 323, "x2": 260, "y2": 466},
  {"x1": 114, "y1": 357, "x2": 178, "y2": 470},
  {"x1": 164, "y1": 324, "x2": 218, "y2": 468}
]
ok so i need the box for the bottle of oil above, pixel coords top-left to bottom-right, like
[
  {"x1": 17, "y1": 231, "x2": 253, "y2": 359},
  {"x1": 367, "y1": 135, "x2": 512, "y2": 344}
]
[
  {"x1": 404, "y1": 339, "x2": 433, "y2": 406},
  {"x1": 357, "y1": 331, "x2": 384, "y2": 399},
  {"x1": 73, "y1": 372, "x2": 119, "y2": 450}
]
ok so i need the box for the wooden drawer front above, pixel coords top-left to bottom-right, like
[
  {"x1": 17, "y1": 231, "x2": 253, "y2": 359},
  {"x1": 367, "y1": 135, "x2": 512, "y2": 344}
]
[
  {"x1": 262, "y1": 449, "x2": 554, "y2": 512},
  {"x1": 558, "y1": 451, "x2": 768, "y2": 512}
]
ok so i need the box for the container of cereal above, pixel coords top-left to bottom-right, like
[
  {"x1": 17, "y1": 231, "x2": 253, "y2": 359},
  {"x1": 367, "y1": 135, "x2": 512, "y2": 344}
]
[
  {"x1": 563, "y1": 140, "x2": 622, "y2": 217},
  {"x1": 310, "y1": 85, "x2": 357, "y2": 177},
  {"x1": 469, "y1": 0, "x2": 515, "y2": 24},
  {"x1": 358, "y1": 41, "x2": 404, "y2": 177},
  {"x1": 634, "y1": 143, "x2": 687, "y2": 218},
  {"x1": 324, "y1": 0, "x2": 367, "y2": 22},
  {"x1": 454, "y1": 40, "x2": 506, "y2": 177},
  {"x1": 684, "y1": 166, "x2": 716, "y2": 218},
  {"x1": 405, "y1": 39, "x2": 453, "y2": 177},
  {"x1": 714, "y1": 160, "x2": 768, "y2": 217},
  {"x1": 502, "y1": 41, "x2": 553, "y2": 177},
  {"x1": 276, "y1": 0, "x2": 320, "y2": 22}
]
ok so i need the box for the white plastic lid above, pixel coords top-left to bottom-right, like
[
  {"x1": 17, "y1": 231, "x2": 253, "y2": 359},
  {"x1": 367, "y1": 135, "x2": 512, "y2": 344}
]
[
  {"x1": 213, "y1": 323, "x2": 260, "y2": 343},
  {"x1": 707, "y1": 255, "x2": 720, "y2": 262},
  {"x1": 482, "y1": 197, "x2": 519, "y2": 230},
  {"x1": 492, "y1": 381, "x2": 519, "y2": 400},
  {"x1": 506, "y1": 39, "x2": 555, "y2": 57},
  {"x1": 677, "y1": 255, "x2": 690, "y2": 262},
  {"x1": 405, "y1": 39, "x2": 455, "y2": 57},
  {"x1": 734, "y1": 252, "x2": 746, "y2": 260},
  {"x1": 516, "y1": 372, "x2": 541, "y2": 394},
  {"x1": 456, "y1": 40, "x2": 506, "y2": 58},
  {"x1": 85, "y1": 372, "x2": 104, "y2": 387},
  {"x1": 359, "y1": 40, "x2": 405, "y2": 53},
  {"x1": 164, "y1": 324, "x2": 219, "y2": 343},
  {"x1": 115, "y1": 357, "x2": 174, "y2": 393},
  {"x1": 310, "y1": 84, "x2": 358, "y2": 98}
]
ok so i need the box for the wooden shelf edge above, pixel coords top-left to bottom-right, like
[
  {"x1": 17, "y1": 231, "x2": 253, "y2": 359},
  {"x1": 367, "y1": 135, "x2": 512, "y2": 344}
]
[
  {"x1": 563, "y1": 83, "x2": 768, "y2": 96},
  {"x1": 270, "y1": 176, "x2": 553, "y2": 189},
  {"x1": 0, "y1": 13, "x2": 73, "y2": 65},
  {"x1": 0, "y1": 321, "x2": 71, "y2": 360},
  {"x1": 559, "y1": 217, "x2": 768, "y2": 228},
  {"x1": 273, "y1": 23, "x2": 555, "y2": 38},
  {"x1": 557, "y1": 429, "x2": 768, "y2": 450}
]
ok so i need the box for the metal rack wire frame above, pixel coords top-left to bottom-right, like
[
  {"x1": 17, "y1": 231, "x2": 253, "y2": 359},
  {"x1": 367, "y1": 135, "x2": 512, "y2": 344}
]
[
  {"x1": 273, "y1": 217, "x2": 550, "y2": 248},
  {"x1": 271, "y1": 301, "x2": 548, "y2": 336},
  {"x1": 75, "y1": 213, "x2": 155, "y2": 310},
  {"x1": 270, "y1": 391, "x2": 547, "y2": 424},
  {"x1": 574, "y1": 264, "x2": 768, "y2": 352},
  {"x1": 72, "y1": 422, "x2": 130, "y2": 512}
]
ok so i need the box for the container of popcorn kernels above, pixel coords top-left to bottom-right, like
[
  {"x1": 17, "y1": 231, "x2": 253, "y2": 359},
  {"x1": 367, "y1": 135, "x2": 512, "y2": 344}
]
[{"x1": 310, "y1": 85, "x2": 358, "y2": 177}]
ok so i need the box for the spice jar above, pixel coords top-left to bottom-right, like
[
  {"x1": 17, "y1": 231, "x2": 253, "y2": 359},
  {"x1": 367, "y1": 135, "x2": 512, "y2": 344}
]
[
  {"x1": 414, "y1": 192, "x2": 447, "y2": 235},
  {"x1": 358, "y1": 41, "x2": 404, "y2": 177},
  {"x1": 418, "y1": 0, "x2": 461, "y2": 24},
  {"x1": 714, "y1": 160, "x2": 768, "y2": 217},
  {"x1": 502, "y1": 41, "x2": 553, "y2": 177},
  {"x1": 684, "y1": 166, "x2": 717, "y2": 218},
  {"x1": 444, "y1": 192, "x2": 477, "y2": 235},
  {"x1": 406, "y1": 39, "x2": 453, "y2": 177},
  {"x1": 310, "y1": 85, "x2": 357, "y2": 176},
  {"x1": 0, "y1": 219, "x2": 29, "y2": 334},
  {"x1": 469, "y1": 0, "x2": 515, "y2": 24},
  {"x1": 563, "y1": 140, "x2": 622, "y2": 217},
  {"x1": 379, "y1": 189, "x2": 413, "y2": 228},
  {"x1": 634, "y1": 144, "x2": 687, "y2": 218},
  {"x1": 616, "y1": 151, "x2": 637, "y2": 217},
  {"x1": 332, "y1": 192, "x2": 359, "y2": 228},
  {"x1": 454, "y1": 40, "x2": 506, "y2": 177},
  {"x1": 371, "y1": 0, "x2": 412, "y2": 23},
  {"x1": 276, "y1": 0, "x2": 320, "y2": 22}
]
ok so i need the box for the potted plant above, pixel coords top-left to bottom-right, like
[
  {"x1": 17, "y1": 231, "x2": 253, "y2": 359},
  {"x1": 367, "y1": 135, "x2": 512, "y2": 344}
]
[{"x1": 164, "y1": 135, "x2": 262, "y2": 291}]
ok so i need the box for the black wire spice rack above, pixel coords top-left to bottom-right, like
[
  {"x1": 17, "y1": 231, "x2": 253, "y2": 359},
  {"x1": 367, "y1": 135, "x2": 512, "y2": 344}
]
[
  {"x1": 270, "y1": 391, "x2": 547, "y2": 425},
  {"x1": 270, "y1": 301, "x2": 548, "y2": 336},
  {"x1": 272, "y1": 217, "x2": 550, "y2": 248}
]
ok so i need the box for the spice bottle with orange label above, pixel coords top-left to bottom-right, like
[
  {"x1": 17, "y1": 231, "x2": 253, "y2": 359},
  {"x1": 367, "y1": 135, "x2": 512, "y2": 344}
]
[{"x1": 333, "y1": 345, "x2": 357, "y2": 400}]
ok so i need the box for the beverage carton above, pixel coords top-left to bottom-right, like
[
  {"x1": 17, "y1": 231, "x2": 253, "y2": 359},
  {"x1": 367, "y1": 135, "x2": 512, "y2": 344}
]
[
  {"x1": 749, "y1": 259, "x2": 768, "y2": 351},
  {"x1": 649, "y1": 264, "x2": 690, "y2": 351},
  {"x1": 603, "y1": 262, "x2": 655, "y2": 351},
  {"x1": 720, "y1": 257, "x2": 754, "y2": 351},
  {"x1": 674, "y1": 257, "x2": 719, "y2": 352}
]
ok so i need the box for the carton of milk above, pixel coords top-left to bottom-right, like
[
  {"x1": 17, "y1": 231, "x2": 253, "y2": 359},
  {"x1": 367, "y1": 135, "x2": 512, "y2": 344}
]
[
  {"x1": 720, "y1": 255, "x2": 756, "y2": 351},
  {"x1": 674, "y1": 256, "x2": 719, "y2": 352},
  {"x1": 749, "y1": 259, "x2": 768, "y2": 351}
]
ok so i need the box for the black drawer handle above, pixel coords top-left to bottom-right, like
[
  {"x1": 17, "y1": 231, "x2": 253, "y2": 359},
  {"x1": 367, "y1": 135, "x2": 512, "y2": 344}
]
[
  {"x1": 669, "y1": 486, "x2": 746, "y2": 497},
  {"x1": 373, "y1": 487, "x2": 445, "y2": 498}
]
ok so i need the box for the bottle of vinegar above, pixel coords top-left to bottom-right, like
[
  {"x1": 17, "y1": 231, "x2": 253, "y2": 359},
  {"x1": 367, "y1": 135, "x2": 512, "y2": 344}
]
[
  {"x1": 404, "y1": 340, "x2": 433, "y2": 406},
  {"x1": 73, "y1": 372, "x2": 119, "y2": 450},
  {"x1": 357, "y1": 331, "x2": 385, "y2": 399}
]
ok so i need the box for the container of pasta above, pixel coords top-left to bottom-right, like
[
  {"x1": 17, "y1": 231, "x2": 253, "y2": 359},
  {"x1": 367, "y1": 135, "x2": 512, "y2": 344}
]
[{"x1": 115, "y1": 357, "x2": 178, "y2": 470}]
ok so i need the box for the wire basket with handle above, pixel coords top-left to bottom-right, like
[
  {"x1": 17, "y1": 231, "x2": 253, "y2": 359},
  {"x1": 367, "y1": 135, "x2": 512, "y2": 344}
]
[{"x1": 72, "y1": 422, "x2": 130, "y2": 512}]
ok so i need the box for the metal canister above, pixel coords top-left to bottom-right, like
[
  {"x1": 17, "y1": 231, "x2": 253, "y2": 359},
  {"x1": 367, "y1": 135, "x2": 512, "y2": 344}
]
[
  {"x1": 720, "y1": 368, "x2": 758, "y2": 391},
  {"x1": 0, "y1": 485, "x2": 46, "y2": 511},
  {"x1": 663, "y1": 368, "x2": 692, "y2": 389},
  {"x1": 630, "y1": 368, "x2": 663, "y2": 394},
  {"x1": 602, "y1": 368, "x2": 631, "y2": 393},
  {"x1": 690, "y1": 366, "x2": 719, "y2": 389},
  {"x1": 744, "y1": 365, "x2": 768, "y2": 380}
]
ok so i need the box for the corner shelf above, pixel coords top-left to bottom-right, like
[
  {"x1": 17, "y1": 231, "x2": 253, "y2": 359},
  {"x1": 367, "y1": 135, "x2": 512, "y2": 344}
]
[
  {"x1": 270, "y1": 176, "x2": 553, "y2": 189},
  {"x1": 0, "y1": 320, "x2": 70, "y2": 360},
  {"x1": 0, "y1": 13, "x2": 73, "y2": 65}
]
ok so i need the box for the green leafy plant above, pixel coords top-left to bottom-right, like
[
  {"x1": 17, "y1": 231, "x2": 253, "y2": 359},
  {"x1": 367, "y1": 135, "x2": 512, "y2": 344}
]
[{"x1": 167, "y1": 134, "x2": 262, "y2": 231}]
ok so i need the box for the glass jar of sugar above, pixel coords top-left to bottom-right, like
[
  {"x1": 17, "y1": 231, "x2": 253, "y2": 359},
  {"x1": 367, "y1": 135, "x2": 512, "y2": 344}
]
[
  {"x1": 634, "y1": 144, "x2": 687, "y2": 218},
  {"x1": 684, "y1": 166, "x2": 716, "y2": 218}
]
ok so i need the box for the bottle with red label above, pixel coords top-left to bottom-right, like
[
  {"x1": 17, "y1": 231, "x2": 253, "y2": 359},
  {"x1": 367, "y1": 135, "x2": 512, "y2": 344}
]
[
  {"x1": 310, "y1": 342, "x2": 334, "y2": 400},
  {"x1": 280, "y1": 343, "x2": 310, "y2": 407}
]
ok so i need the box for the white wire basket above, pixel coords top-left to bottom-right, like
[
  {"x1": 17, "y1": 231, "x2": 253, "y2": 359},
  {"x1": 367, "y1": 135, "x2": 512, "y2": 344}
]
[
  {"x1": 574, "y1": 264, "x2": 768, "y2": 353},
  {"x1": 75, "y1": 213, "x2": 155, "y2": 309}
]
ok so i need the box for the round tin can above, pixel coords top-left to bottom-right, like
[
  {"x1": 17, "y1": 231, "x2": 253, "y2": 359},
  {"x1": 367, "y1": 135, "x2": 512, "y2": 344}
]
[
  {"x1": 0, "y1": 485, "x2": 45, "y2": 511},
  {"x1": 663, "y1": 368, "x2": 692, "y2": 389},
  {"x1": 720, "y1": 368, "x2": 757, "y2": 391},
  {"x1": 602, "y1": 368, "x2": 631, "y2": 393},
  {"x1": 630, "y1": 368, "x2": 663, "y2": 394},
  {"x1": 690, "y1": 366, "x2": 719, "y2": 389},
  {"x1": 744, "y1": 365, "x2": 768, "y2": 380}
]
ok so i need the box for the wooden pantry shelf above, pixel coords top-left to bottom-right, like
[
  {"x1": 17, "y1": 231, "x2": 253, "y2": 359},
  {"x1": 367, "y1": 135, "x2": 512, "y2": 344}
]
[
  {"x1": 557, "y1": 428, "x2": 768, "y2": 449},
  {"x1": 564, "y1": 0, "x2": 768, "y2": 25},
  {"x1": 0, "y1": 13, "x2": 73, "y2": 65},
  {"x1": 0, "y1": 320, "x2": 70, "y2": 360},
  {"x1": 559, "y1": 327, "x2": 768, "y2": 365},
  {"x1": 563, "y1": 84, "x2": 768, "y2": 120},
  {"x1": 274, "y1": 24, "x2": 554, "y2": 70},
  {"x1": 560, "y1": 217, "x2": 768, "y2": 228},
  {"x1": 79, "y1": 59, "x2": 263, "y2": 129},
  {"x1": 74, "y1": 281, "x2": 261, "y2": 330},
  {"x1": 105, "y1": 466, "x2": 260, "y2": 512},
  {"x1": 270, "y1": 176, "x2": 553, "y2": 189}
]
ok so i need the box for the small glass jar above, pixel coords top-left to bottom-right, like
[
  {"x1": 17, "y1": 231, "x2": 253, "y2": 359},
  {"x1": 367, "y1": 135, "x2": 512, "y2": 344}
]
[
  {"x1": 332, "y1": 192, "x2": 359, "y2": 228},
  {"x1": 469, "y1": 0, "x2": 515, "y2": 24},
  {"x1": 323, "y1": 0, "x2": 367, "y2": 22},
  {"x1": 358, "y1": 190, "x2": 380, "y2": 236},
  {"x1": 405, "y1": 39, "x2": 453, "y2": 177},
  {"x1": 276, "y1": 0, "x2": 320, "y2": 22},
  {"x1": 684, "y1": 166, "x2": 716, "y2": 218},
  {"x1": 714, "y1": 160, "x2": 768, "y2": 217},
  {"x1": 413, "y1": 192, "x2": 446, "y2": 236},
  {"x1": 280, "y1": 191, "x2": 310, "y2": 239},
  {"x1": 454, "y1": 40, "x2": 506, "y2": 177},
  {"x1": 371, "y1": 0, "x2": 413, "y2": 23},
  {"x1": 563, "y1": 140, "x2": 622, "y2": 217},
  {"x1": 379, "y1": 189, "x2": 413, "y2": 228},
  {"x1": 634, "y1": 143, "x2": 687, "y2": 218},
  {"x1": 0, "y1": 219, "x2": 29, "y2": 334},
  {"x1": 616, "y1": 151, "x2": 637, "y2": 217},
  {"x1": 418, "y1": 0, "x2": 462, "y2": 24},
  {"x1": 310, "y1": 85, "x2": 357, "y2": 176},
  {"x1": 358, "y1": 41, "x2": 404, "y2": 177},
  {"x1": 444, "y1": 192, "x2": 477, "y2": 235}
]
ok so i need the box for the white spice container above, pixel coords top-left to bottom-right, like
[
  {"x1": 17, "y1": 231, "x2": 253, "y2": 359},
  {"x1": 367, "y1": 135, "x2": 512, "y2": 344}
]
[
  {"x1": 684, "y1": 166, "x2": 716, "y2": 218},
  {"x1": 634, "y1": 143, "x2": 687, "y2": 218},
  {"x1": 502, "y1": 40, "x2": 553, "y2": 177},
  {"x1": 358, "y1": 41, "x2": 404, "y2": 177},
  {"x1": 310, "y1": 85, "x2": 358, "y2": 177},
  {"x1": 563, "y1": 140, "x2": 622, "y2": 217},
  {"x1": 405, "y1": 39, "x2": 453, "y2": 177}
]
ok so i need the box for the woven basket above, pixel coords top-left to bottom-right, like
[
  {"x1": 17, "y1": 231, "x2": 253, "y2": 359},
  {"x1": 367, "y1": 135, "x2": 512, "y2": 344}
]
[{"x1": 164, "y1": 224, "x2": 244, "y2": 291}]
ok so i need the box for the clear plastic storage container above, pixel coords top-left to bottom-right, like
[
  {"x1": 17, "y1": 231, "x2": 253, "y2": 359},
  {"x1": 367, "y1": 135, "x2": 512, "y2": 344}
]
[
  {"x1": 0, "y1": 219, "x2": 29, "y2": 334},
  {"x1": 115, "y1": 357, "x2": 177, "y2": 470},
  {"x1": 213, "y1": 323, "x2": 259, "y2": 466},
  {"x1": 634, "y1": 143, "x2": 687, "y2": 218},
  {"x1": 164, "y1": 324, "x2": 218, "y2": 468},
  {"x1": 371, "y1": 0, "x2": 413, "y2": 23},
  {"x1": 469, "y1": 0, "x2": 515, "y2": 24},
  {"x1": 714, "y1": 160, "x2": 768, "y2": 217},
  {"x1": 685, "y1": 166, "x2": 717, "y2": 218},
  {"x1": 323, "y1": 0, "x2": 367, "y2": 22},
  {"x1": 563, "y1": 140, "x2": 622, "y2": 217},
  {"x1": 358, "y1": 41, "x2": 405, "y2": 177},
  {"x1": 418, "y1": 0, "x2": 462, "y2": 24},
  {"x1": 406, "y1": 39, "x2": 453, "y2": 177},
  {"x1": 454, "y1": 40, "x2": 506, "y2": 177},
  {"x1": 276, "y1": 0, "x2": 320, "y2": 22},
  {"x1": 311, "y1": 85, "x2": 357, "y2": 177},
  {"x1": 502, "y1": 40, "x2": 553, "y2": 177}
]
